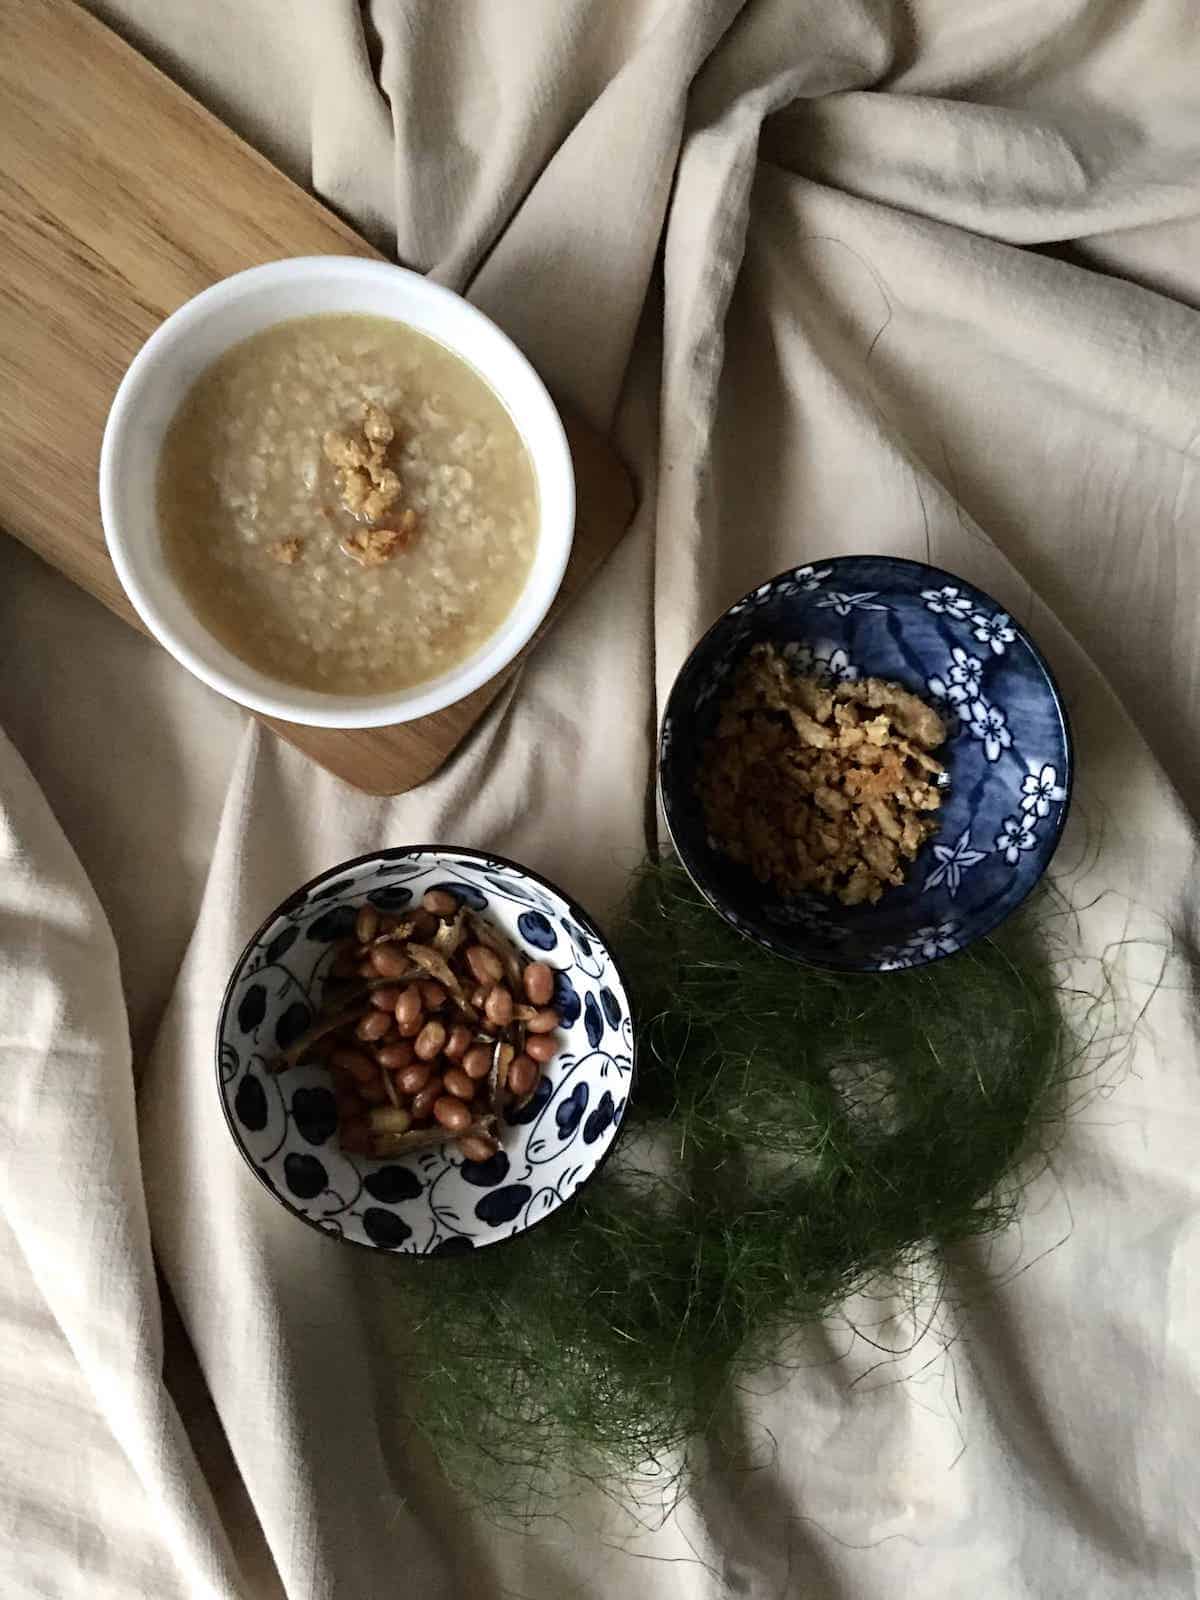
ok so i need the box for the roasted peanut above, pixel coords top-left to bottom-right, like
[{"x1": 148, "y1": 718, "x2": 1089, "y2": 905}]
[
  {"x1": 442, "y1": 1066, "x2": 476, "y2": 1101},
  {"x1": 432, "y1": 1096, "x2": 472, "y2": 1132},
  {"x1": 419, "y1": 980, "x2": 448, "y2": 1011},
  {"x1": 422, "y1": 888, "x2": 460, "y2": 917},
  {"x1": 457, "y1": 1133, "x2": 499, "y2": 1163},
  {"x1": 376, "y1": 1041, "x2": 414, "y2": 1071},
  {"x1": 331, "y1": 943, "x2": 360, "y2": 979},
  {"x1": 508, "y1": 1054, "x2": 540, "y2": 1098},
  {"x1": 339, "y1": 1117, "x2": 370, "y2": 1153},
  {"x1": 331, "y1": 1047, "x2": 377, "y2": 1085},
  {"x1": 369, "y1": 984, "x2": 403, "y2": 1012},
  {"x1": 355, "y1": 1009, "x2": 394, "y2": 1042},
  {"x1": 465, "y1": 945, "x2": 504, "y2": 985},
  {"x1": 334, "y1": 1085, "x2": 363, "y2": 1118},
  {"x1": 523, "y1": 962, "x2": 555, "y2": 1006},
  {"x1": 462, "y1": 1044, "x2": 492, "y2": 1081},
  {"x1": 394, "y1": 986, "x2": 424, "y2": 1035},
  {"x1": 355, "y1": 905, "x2": 380, "y2": 943},
  {"x1": 525, "y1": 1007, "x2": 560, "y2": 1034},
  {"x1": 524, "y1": 1033, "x2": 560, "y2": 1064},
  {"x1": 484, "y1": 984, "x2": 514, "y2": 1027},
  {"x1": 368, "y1": 1106, "x2": 412, "y2": 1135},
  {"x1": 395, "y1": 1062, "x2": 432, "y2": 1096},
  {"x1": 410, "y1": 1076, "x2": 444, "y2": 1121},
  {"x1": 444, "y1": 1023, "x2": 472, "y2": 1061},
  {"x1": 359, "y1": 1076, "x2": 388, "y2": 1105},
  {"x1": 370, "y1": 944, "x2": 412, "y2": 980},
  {"x1": 414, "y1": 1019, "x2": 447, "y2": 1061}
]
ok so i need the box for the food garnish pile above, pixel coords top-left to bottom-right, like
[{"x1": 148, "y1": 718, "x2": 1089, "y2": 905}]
[
  {"x1": 266, "y1": 400, "x2": 419, "y2": 571},
  {"x1": 270, "y1": 887, "x2": 561, "y2": 1162},
  {"x1": 321, "y1": 401, "x2": 419, "y2": 567},
  {"x1": 699, "y1": 643, "x2": 947, "y2": 905}
]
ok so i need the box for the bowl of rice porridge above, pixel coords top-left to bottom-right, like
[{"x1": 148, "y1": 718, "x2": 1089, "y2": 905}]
[{"x1": 99, "y1": 257, "x2": 574, "y2": 727}]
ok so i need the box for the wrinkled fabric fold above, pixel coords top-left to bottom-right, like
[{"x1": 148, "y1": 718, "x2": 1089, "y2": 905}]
[{"x1": 2, "y1": 0, "x2": 1199, "y2": 1594}]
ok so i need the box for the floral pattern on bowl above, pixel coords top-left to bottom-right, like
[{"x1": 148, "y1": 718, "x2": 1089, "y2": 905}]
[
  {"x1": 659, "y1": 557, "x2": 1072, "y2": 971},
  {"x1": 216, "y1": 848, "x2": 635, "y2": 1253}
]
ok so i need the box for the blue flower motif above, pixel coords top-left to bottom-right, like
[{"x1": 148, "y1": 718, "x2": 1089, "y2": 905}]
[
  {"x1": 780, "y1": 641, "x2": 859, "y2": 684},
  {"x1": 556, "y1": 1083, "x2": 589, "y2": 1138},
  {"x1": 234, "y1": 1072, "x2": 267, "y2": 1132},
  {"x1": 283, "y1": 1153, "x2": 327, "y2": 1200},
  {"x1": 1020, "y1": 763, "x2": 1065, "y2": 818},
  {"x1": 967, "y1": 698, "x2": 1012, "y2": 762},
  {"x1": 995, "y1": 814, "x2": 1037, "y2": 865},
  {"x1": 584, "y1": 994, "x2": 604, "y2": 1048},
  {"x1": 553, "y1": 971, "x2": 581, "y2": 1026},
  {"x1": 264, "y1": 925, "x2": 300, "y2": 964},
  {"x1": 971, "y1": 610, "x2": 1017, "y2": 656},
  {"x1": 364, "y1": 1166, "x2": 422, "y2": 1204},
  {"x1": 459, "y1": 1150, "x2": 510, "y2": 1188},
  {"x1": 948, "y1": 646, "x2": 984, "y2": 694},
  {"x1": 367, "y1": 885, "x2": 413, "y2": 912},
  {"x1": 923, "y1": 827, "x2": 987, "y2": 897},
  {"x1": 816, "y1": 590, "x2": 887, "y2": 617},
  {"x1": 237, "y1": 984, "x2": 266, "y2": 1035},
  {"x1": 926, "y1": 676, "x2": 966, "y2": 729},
  {"x1": 274, "y1": 1001, "x2": 312, "y2": 1052},
  {"x1": 910, "y1": 921, "x2": 961, "y2": 961},
  {"x1": 583, "y1": 1091, "x2": 616, "y2": 1145},
  {"x1": 921, "y1": 585, "x2": 974, "y2": 620},
  {"x1": 879, "y1": 921, "x2": 962, "y2": 967},
  {"x1": 292, "y1": 1086, "x2": 337, "y2": 1146},
  {"x1": 791, "y1": 563, "x2": 832, "y2": 591},
  {"x1": 306, "y1": 904, "x2": 358, "y2": 943},
  {"x1": 475, "y1": 1184, "x2": 531, "y2": 1226},
  {"x1": 815, "y1": 645, "x2": 860, "y2": 684},
  {"x1": 361, "y1": 1208, "x2": 412, "y2": 1248},
  {"x1": 517, "y1": 911, "x2": 557, "y2": 950}
]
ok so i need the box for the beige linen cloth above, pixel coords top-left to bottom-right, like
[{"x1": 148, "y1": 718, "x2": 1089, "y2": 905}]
[{"x1": 3, "y1": 1, "x2": 1200, "y2": 1595}]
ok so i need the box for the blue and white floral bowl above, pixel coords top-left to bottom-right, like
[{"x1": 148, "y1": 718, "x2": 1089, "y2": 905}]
[
  {"x1": 216, "y1": 848, "x2": 635, "y2": 1253},
  {"x1": 659, "y1": 557, "x2": 1072, "y2": 971}
]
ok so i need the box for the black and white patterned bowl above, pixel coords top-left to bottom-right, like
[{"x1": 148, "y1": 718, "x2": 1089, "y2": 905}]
[
  {"x1": 659, "y1": 557, "x2": 1072, "y2": 971},
  {"x1": 216, "y1": 848, "x2": 635, "y2": 1254}
]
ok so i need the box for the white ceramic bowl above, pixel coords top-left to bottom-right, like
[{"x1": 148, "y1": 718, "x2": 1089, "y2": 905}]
[{"x1": 99, "y1": 257, "x2": 575, "y2": 728}]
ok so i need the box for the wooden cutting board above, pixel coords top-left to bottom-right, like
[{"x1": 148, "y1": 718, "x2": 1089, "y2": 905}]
[{"x1": 0, "y1": 0, "x2": 635, "y2": 795}]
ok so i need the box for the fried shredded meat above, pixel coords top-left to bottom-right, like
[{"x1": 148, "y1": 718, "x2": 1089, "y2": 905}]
[{"x1": 698, "y1": 643, "x2": 946, "y2": 906}]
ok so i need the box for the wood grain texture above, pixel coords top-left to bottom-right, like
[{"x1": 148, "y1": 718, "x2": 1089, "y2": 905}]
[{"x1": 0, "y1": 0, "x2": 635, "y2": 794}]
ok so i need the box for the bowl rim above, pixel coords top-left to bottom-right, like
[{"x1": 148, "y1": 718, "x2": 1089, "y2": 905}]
[
  {"x1": 215, "y1": 844, "x2": 639, "y2": 1255},
  {"x1": 658, "y1": 554, "x2": 1075, "y2": 972},
  {"x1": 99, "y1": 255, "x2": 576, "y2": 728}
]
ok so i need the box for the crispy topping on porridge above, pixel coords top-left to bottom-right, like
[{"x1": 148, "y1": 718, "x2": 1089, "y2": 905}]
[
  {"x1": 323, "y1": 401, "x2": 408, "y2": 532},
  {"x1": 361, "y1": 402, "x2": 394, "y2": 447},
  {"x1": 698, "y1": 643, "x2": 946, "y2": 906},
  {"x1": 340, "y1": 512, "x2": 417, "y2": 568},
  {"x1": 267, "y1": 536, "x2": 304, "y2": 565}
]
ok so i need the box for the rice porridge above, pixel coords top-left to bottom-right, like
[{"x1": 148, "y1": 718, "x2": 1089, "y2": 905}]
[{"x1": 158, "y1": 313, "x2": 539, "y2": 693}]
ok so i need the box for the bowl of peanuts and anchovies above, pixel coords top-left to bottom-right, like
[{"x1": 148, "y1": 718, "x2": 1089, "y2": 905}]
[
  {"x1": 659, "y1": 556, "x2": 1072, "y2": 972},
  {"x1": 100, "y1": 256, "x2": 574, "y2": 728},
  {"x1": 217, "y1": 848, "x2": 635, "y2": 1253}
]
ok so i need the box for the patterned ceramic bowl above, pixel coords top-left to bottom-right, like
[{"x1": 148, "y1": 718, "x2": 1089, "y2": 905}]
[
  {"x1": 217, "y1": 848, "x2": 635, "y2": 1253},
  {"x1": 659, "y1": 556, "x2": 1072, "y2": 971}
]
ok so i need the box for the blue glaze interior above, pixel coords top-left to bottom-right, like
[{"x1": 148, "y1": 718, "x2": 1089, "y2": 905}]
[{"x1": 659, "y1": 557, "x2": 1072, "y2": 971}]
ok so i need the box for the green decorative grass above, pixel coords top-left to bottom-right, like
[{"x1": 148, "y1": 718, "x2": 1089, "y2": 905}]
[{"x1": 388, "y1": 860, "x2": 1110, "y2": 1520}]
